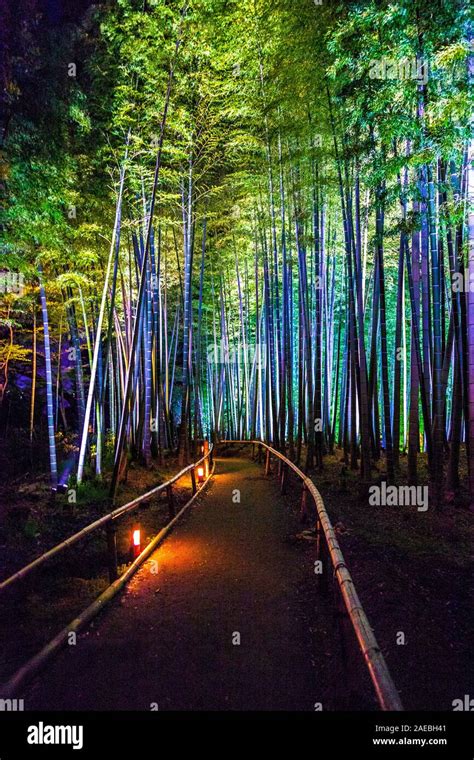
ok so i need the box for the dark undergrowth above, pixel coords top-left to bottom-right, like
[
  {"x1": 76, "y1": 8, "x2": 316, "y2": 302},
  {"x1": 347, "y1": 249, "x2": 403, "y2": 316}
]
[
  {"x1": 0, "y1": 431, "x2": 199, "y2": 684},
  {"x1": 1, "y1": 438, "x2": 472, "y2": 710},
  {"x1": 282, "y1": 446, "x2": 473, "y2": 711}
]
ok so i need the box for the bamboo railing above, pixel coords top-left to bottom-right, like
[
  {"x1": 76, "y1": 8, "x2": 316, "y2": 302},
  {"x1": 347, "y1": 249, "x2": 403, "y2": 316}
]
[
  {"x1": 219, "y1": 439, "x2": 403, "y2": 712},
  {"x1": 0, "y1": 443, "x2": 214, "y2": 696},
  {"x1": 0, "y1": 442, "x2": 213, "y2": 593}
]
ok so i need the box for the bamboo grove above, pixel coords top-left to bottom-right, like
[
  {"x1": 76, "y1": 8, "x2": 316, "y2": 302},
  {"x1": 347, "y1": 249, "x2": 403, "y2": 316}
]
[{"x1": 0, "y1": 0, "x2": 472, "y2": 508}]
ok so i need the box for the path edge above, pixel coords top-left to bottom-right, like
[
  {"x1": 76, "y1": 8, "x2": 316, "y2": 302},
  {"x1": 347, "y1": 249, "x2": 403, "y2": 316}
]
[{"x1": 1, "y1": 462, "x2": 216, "y2": 700}]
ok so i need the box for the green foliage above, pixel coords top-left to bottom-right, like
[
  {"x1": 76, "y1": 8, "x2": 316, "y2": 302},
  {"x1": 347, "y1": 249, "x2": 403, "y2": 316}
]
[{"x1": 1, "y1": 0, "x2": 470, "y2": 484}]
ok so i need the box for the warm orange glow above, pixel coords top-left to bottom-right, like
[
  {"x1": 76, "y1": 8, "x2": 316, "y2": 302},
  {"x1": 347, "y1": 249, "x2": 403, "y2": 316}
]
[
  {"x1": 197, "y1": 466, "x2": 204, "y2": 480},
  {"x1": 133, "y1": 529, "x2": 141, "y2": 547}
]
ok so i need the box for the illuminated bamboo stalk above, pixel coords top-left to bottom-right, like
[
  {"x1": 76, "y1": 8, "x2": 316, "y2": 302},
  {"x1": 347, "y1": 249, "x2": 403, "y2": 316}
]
[
  {"x1": 38, "y1": 262, "x2": 58, "y2": 490},
  {"x1": 77, "y1": 135, "x2": 129, "y2": 484}
]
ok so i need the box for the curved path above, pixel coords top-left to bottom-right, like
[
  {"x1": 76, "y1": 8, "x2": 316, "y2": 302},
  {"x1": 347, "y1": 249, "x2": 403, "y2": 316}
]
[{"x1": 25, "y1": 455, "x2": 331, "y2": 711}]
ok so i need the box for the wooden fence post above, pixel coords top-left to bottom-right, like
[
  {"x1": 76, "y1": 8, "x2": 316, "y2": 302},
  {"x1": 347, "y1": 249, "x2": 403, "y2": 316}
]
[
  {"x1": 191, "y1": 467, "x2": 197, "y2": 494},
  {"x1": 106, "y1": 522, "x2": 118, "y2": 583},
  {"x1": 265, "y1": 449, "x2": 271, "y2": 476},
  {"x1": 167, "y1": 484, "x2": 175, "y2": 518},
  {"x1": 300, "y1": 483, "x2": 308, "y2": 522},
  {"x1": 316, "y1": 519, "x2": 329, "y2": 595},
  {"x1": 203, "y1": 440, "x2": 210, "y2": 477}
]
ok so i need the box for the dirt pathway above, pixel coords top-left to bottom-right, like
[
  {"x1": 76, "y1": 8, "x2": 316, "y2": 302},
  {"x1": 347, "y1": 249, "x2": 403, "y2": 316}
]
[{"x1": 24, "y1": 456, "x2": 328, "y2": 711}]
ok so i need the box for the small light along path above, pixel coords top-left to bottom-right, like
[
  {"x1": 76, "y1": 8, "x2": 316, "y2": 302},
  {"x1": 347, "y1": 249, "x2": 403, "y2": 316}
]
[{"x1": 24, "y1": 454, "x2": 336, "y2": 711}]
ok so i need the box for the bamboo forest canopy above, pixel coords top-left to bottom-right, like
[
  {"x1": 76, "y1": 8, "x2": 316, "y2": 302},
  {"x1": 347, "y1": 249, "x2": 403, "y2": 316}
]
[{"x1": 0, "y1": 0, "x2": 472, "y2": 505}]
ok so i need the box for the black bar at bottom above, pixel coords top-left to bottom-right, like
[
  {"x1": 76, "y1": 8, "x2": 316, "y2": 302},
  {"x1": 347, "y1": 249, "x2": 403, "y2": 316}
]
[{"x1": 0, "y1": 711, "x2": 472, "y2": 758}]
